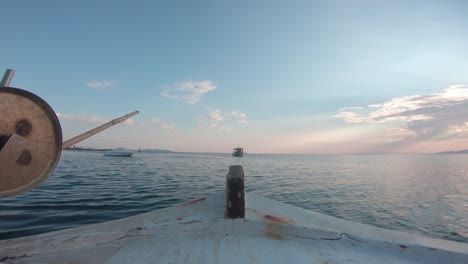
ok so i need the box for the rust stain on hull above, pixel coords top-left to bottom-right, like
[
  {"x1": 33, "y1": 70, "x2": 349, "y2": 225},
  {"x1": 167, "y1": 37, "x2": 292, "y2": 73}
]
[
  {"x1": 178, "y1": 197, "x2": 207, "y2": 207},
  {"x1": 264, "y1": 214, "x2": 290, "y2": 224},
  {"x1": 263, "y1": 215, "x2": 291, "y2": 240}
]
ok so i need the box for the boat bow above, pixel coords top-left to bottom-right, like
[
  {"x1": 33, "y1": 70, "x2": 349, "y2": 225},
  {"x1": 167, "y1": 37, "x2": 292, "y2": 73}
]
[{"x1": 1, "y1": 192, "x2": 467, "y2": 263}]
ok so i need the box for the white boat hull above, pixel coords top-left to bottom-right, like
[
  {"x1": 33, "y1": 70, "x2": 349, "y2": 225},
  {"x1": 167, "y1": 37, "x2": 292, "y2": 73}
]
[
  {"x1": 104, "y1": 148, "x2": 134, "y2": 157},
  {"x1": 104, "y1": 152, "x2": 133, "y2": 157},
  {"x1": 1, "y1": 193, "x2": 467, "y2": 263}
]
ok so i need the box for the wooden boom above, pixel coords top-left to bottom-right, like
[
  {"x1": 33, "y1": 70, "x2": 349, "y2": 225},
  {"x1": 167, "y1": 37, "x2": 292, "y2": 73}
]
[{"x1": 62, "y1": 111, "x2": 139, "y2": 149}]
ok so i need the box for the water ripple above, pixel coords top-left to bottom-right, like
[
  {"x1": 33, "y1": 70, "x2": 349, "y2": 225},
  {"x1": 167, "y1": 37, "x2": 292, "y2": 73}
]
[{"x1": 0, "y1": 151, "x2": 467, "y2": 243}]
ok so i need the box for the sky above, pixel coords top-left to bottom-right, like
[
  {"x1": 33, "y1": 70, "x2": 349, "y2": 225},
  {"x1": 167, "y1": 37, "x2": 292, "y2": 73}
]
[{"x1": 2, "y1": 0, "x2": 468, "y2": 154}]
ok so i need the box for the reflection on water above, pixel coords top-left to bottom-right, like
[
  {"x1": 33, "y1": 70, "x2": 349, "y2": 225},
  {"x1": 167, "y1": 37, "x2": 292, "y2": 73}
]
[{"x1": 0, "y1": 151, "x2": 467, "y2": 243}]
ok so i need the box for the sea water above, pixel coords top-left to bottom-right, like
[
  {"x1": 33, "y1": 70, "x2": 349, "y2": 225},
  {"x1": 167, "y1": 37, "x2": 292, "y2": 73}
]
[{"x1": 0, "y1": 151, "x2": 467, "y2": 243}]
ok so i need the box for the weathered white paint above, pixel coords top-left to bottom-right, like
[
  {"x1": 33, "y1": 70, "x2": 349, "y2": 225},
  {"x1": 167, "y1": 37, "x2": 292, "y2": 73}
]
[
  {"x1": 1, "y1": 193, "x2": 467, "y2": 263},
  {"x1": 103, "y1": 148, "x2": 134, "y2": 157}
]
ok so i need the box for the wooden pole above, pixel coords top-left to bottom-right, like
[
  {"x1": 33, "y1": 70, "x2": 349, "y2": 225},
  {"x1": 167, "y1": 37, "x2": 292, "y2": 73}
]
[
  {"x1": 62, "y1": 111, "x2": 139, "y2": 149},
  {"x1": 1, "y1": 69, "x2": 15, "y2": 87}
]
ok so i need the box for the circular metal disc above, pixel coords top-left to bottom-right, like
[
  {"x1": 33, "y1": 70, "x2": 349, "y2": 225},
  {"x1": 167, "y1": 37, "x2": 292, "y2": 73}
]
[{"x1": 0, "y1": 87, "x2": 62, "y2": 197}]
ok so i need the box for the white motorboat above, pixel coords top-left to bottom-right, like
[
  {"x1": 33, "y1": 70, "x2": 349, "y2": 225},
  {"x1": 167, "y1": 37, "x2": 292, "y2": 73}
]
[
  {"x1": 104, "y1": 148, "x2": 134, "y2": 157},
  {"x1": 232, "y1": 147, "x2": 244, "y2": 157}
]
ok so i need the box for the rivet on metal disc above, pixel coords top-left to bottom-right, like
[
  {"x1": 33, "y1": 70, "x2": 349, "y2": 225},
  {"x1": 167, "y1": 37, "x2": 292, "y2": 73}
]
[
  {"x1": 16, "y1": 119, "x2": 32, "y2": 136},
  {"x1": 16, "y1": 149, "x2": 32, "y2": 165}
]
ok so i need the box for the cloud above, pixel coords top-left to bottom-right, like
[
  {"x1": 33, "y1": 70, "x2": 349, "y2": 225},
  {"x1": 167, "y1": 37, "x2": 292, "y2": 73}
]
[
  {"x1": 124, "y1": 118, "x2": 137, "y2": 125},
  {"x1": 334, "y1": 84, "x2": 468, "y2": 143},
  {"x1": 56, "y1": 113, "x2": 138, "y2": 126},
  {"x1": 85, "y1": 80, "x2": 116, "y2": 90},
  {"x1": 338, "y1": 106, "x2": 364, "y2": 111},
  {"x1": 200, "y1": 107, "x2": 248, "y2": 131},
  {"x1": 448, "y1": 122, "x2": 468, "y2": 136},
  {"x1": 333, "y1": 111, "x2": 367, "y2": 124},
  {"x1": 57, "y1": 112, "x2": 179, "y2": 134},
  {"x1": 227, "y1": 111, "x2": 247, "y2": 119},
  {"x1": 161, "y1": 80, "x2": 216, "y2": 104},
  {"x1": 385, "y1": 126, "x2": 417, "y2": 140},
  {"x1": 148, "y1": 118, "x2": 180, "y2": 133},
  {"x1": 56, "y1": 113, "x2": 109, "y2": 124},
  {"x1": 207, "y1": 109, "x2": 224, "y2": 122},
  {"x1": 209, "y1": 123, "x2": 233, "y2": 132}
]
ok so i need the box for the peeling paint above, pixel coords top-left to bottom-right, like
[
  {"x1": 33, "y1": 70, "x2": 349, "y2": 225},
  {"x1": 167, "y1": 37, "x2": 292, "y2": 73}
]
[
  {"x1": 265, "y1": 222, "x2": 284, "y2": 240},
  {"x1": 127, "y1": 227, "x2": 148, "y2": 236},
  {"x1": 63, "y1": 236, "x2": 80, "y2": 243},
  {"x1": 181, "y1": 220, "x2": 202, "y2": 225}
]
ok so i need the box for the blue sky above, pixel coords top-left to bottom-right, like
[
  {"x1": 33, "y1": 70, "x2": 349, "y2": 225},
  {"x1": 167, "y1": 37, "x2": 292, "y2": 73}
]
[{"x1": 2, "y1": 0, "x2": 468, "y2": 154}]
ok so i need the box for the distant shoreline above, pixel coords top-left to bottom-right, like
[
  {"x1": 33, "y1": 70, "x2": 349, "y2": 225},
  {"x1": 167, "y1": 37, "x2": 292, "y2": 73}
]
[
  {"x1": 63, "y1": 148, "x2": 468, "y2": 155},
  {"x1": 63, "y1": 147, "x2": 175, "y2": 154},
  {"x1": 434, "y1": 149, "x2": 468, "y2": 154}
]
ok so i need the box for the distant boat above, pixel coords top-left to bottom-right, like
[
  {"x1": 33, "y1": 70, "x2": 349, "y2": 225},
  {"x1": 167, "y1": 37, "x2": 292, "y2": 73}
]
[
  {"x1": 232, "y1": 147, "x2": 244, "y2": 157},
  {"x1": 104, "y1": 148, "x2": 134, "y2": 157}
]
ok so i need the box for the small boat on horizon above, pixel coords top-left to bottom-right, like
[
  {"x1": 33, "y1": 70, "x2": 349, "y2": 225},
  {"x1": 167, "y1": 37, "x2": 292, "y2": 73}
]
[
  {"x1": 104, "y1": 148, "x2": 134, "y2": 157},
  {"x1": 232, "y1": 146, "x2": 244, "y2": 157}
]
